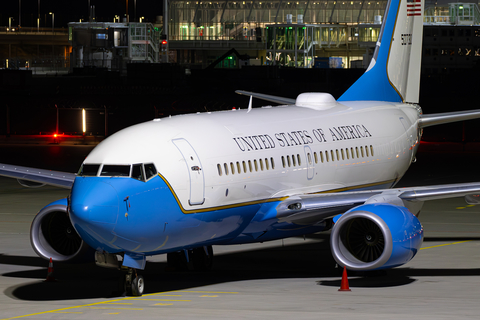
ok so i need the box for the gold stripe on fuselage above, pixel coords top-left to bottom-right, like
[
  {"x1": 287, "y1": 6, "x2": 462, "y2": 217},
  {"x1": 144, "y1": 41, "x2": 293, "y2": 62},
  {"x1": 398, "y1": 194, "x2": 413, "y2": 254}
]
[{"x1": 157, "y1": 173, "x2": 394, "y2": 215}]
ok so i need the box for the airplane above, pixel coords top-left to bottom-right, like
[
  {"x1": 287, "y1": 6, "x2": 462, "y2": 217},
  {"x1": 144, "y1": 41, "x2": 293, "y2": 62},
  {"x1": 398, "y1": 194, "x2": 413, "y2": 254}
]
[{"x1": 2, "y1": 0, "x2": 480, "y2": 297}]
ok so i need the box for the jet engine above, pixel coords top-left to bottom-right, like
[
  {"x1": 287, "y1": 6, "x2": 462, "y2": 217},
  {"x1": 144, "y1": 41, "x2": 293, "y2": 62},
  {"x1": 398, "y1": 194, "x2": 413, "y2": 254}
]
[
  {"x1": 30, "y1": 198, "x2": 93, "y2": 262},
  {"x1": 330, "y1": 203, "x2": 423, "y2": 271}
]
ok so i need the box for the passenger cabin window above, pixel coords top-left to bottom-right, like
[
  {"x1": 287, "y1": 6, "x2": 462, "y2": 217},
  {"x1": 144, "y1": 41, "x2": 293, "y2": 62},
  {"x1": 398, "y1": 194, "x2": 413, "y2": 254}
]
[
  {"x1": 101, "y1": 165, "x2": 130, "y2": 177},
  {"x1": 78, "y1": 164, "x2": 100, "y2": 176},
  {"x1": 224, "y1": 163, "x2": 229, "y2": 175},
  {"x1": 217, "y1": 164, "x2": 223, "y2": 176}
]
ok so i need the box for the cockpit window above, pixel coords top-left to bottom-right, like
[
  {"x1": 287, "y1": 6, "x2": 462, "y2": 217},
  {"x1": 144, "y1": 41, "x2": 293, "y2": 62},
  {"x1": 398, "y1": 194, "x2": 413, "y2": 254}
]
[
  {"x1": 100, "y1": 165, "x2": 131, "y2": 177},
  {"x1": 144, "y1": 163, "x2": 157, "y2": 180},
  {"x1": 78, "y1": 164, "x2": 100, "y2": 176},
  {"x1": 132, "y1": 164, "x2": 145, "y2": 181}
]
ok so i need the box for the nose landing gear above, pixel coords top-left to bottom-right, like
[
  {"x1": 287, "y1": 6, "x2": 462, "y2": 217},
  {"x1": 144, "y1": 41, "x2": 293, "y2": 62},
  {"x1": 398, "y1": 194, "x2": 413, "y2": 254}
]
[{"x1": 125, "y1": 268, "x2": 144, "y2": 296}]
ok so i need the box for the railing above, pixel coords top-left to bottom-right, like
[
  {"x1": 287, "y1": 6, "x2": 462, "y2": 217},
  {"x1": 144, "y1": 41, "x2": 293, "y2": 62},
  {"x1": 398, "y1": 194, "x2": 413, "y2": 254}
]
[
  {"x1": 0, "y1": 27, "x2": 68, "y2": 35},
  {"x1": 170, "y1": 34, "x2": 262, "y2": 41},
  {"x1": 424, "y1": 16, "x2": 451, "y2": 24},
  {"x1": 2, "y1": 56, "x2": 69, "y2": 74}
]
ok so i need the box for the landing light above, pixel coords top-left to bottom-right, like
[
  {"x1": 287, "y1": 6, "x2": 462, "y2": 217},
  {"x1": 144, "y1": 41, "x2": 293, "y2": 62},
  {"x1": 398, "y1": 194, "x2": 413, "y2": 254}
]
[{"x1": 288, "y1": 203, "x2": 302, "y2": 210}]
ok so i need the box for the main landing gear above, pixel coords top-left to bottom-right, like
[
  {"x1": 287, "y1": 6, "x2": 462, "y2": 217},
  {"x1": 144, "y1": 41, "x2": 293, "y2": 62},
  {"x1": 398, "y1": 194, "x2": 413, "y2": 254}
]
[{"x1": 167, "y1": 245, "x2": 213, "y2": 272}]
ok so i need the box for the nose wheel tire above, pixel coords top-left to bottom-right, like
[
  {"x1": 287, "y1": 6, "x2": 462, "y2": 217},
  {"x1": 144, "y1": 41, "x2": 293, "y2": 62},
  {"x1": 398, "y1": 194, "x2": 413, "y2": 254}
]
[
  {"x1": 131, "y1": 275, "x2": 144, "y2": 296},
  {"x1": 124, "y1": 269, "x2": 144, "y2": 296}
]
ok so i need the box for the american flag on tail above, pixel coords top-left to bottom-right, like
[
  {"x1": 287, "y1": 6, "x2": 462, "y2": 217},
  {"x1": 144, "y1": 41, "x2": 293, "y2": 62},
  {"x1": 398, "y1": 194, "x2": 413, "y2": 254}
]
[{"x1": 407, "y1": 0, "x2": 422, "y2": 16}]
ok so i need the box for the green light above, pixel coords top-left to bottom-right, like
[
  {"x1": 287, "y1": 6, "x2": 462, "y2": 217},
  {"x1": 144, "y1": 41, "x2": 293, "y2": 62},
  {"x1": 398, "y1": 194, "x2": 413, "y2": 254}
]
[
  {"x1": 289, "y1": 27, "x2": 293, "y2": 30},
  {"x1": 459, "y1": 5, "x2": 463, "y2": 9}
]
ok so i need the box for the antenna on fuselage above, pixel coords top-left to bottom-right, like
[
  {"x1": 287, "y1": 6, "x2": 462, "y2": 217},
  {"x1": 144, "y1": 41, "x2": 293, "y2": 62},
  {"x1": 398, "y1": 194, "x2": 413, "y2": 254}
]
[{"x1": 247, "y1": 95, "x2": 252, "y2": 113}]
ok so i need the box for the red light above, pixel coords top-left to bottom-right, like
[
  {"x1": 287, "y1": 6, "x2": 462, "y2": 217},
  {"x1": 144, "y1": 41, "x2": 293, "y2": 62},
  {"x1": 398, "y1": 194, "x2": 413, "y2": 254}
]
[
  {"x1": 161, "y1": 40, "x2": 167, "y2": 45},
  {"x1": 54, "y1": 134, "x2": 58, "y2": 138}
]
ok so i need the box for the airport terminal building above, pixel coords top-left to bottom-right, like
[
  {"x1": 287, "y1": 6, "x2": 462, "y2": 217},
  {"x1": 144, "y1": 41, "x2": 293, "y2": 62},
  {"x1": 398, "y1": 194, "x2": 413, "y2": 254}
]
[
  {"x1": 168, "y1": 0, "x2": 388, "y2": 67},
  {"x1": 2, "y1": 0, "x2": 480, "y2": 73},
  {"x1": 166, "y1": 0, "x2": 480, "y2": 69}
]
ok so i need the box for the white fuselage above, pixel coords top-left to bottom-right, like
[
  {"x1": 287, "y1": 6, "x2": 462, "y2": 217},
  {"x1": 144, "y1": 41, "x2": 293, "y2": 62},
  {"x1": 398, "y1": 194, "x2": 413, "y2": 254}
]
[{"x1": 84, "y1": 100, "x2": 421, "y2": 211}]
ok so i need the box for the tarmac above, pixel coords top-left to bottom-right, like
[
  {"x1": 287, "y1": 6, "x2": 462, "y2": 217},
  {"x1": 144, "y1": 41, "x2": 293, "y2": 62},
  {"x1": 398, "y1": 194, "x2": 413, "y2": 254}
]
[{"x1": 0, "y1": 141, "x2": 480, "y2": 319}]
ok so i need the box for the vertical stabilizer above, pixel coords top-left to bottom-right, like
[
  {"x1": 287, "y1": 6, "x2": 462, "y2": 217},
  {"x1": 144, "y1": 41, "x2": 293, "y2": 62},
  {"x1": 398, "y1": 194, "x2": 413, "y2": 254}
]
[{"x1": 338, "y1": 0, "x2": 424, "y2": 103}]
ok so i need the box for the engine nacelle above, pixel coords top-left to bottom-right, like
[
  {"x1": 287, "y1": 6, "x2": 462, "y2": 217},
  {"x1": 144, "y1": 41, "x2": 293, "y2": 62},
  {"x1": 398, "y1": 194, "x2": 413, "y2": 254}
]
[
  {"x1": 30, "y1": 198, "x2": 93, "y2": 262},
  {"x1": 330, "y1": 203, "x2": 423, "y2": 271}
]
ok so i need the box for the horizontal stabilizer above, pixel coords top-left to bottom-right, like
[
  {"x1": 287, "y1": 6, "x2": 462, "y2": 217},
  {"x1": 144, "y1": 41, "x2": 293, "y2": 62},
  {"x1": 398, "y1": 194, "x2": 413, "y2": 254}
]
[
  {"x1": 419, "y1": 109, "x2": 480, "y2": 128},
  {"x1": 235, "y1": 90, "x2": 295, "y2": 106}
]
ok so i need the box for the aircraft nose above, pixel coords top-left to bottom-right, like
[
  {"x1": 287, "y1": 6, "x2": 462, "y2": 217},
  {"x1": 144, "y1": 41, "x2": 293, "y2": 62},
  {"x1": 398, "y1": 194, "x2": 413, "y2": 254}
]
[{"x1": 69, "y1": 178, "x2": 119, "y2": 232}]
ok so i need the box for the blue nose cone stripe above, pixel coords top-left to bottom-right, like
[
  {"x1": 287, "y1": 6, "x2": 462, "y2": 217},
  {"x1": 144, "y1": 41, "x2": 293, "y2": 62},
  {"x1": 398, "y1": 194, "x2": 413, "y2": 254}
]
[{"x1": 70, "y1": 177, "x2": 119, "y2": 225}]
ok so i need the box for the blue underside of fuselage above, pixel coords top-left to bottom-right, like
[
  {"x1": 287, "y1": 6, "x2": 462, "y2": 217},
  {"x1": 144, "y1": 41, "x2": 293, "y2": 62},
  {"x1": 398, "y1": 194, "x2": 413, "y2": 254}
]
[{"x1": 68, "y1": 175, "x2": 330, "y2": 257}]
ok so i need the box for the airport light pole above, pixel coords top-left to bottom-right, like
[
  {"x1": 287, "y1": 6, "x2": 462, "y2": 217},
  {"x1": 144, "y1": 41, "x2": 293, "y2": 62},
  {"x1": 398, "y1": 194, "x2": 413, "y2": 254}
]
[
  {"x1": 49, "y1": 12, "x2": 54, "y2": 66},
  {"x1": 126, "y1": 0, "x2": 129, "y2": 22},
  {"x1": 49, "y1": 12, "x2": 54, "y2": 32}
]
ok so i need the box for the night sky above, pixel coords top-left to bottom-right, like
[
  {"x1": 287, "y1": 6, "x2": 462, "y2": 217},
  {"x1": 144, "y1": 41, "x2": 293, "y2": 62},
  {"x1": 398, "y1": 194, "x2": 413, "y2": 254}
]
[{"x1": 2, "y1": 0, "x2": 164, "y2": 28}]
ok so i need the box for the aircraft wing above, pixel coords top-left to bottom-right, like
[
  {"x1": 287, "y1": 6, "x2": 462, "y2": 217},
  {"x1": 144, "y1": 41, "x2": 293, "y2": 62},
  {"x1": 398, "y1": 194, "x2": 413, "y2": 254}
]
[
  {"x1": 276, "y1": 182, "x2": 480, "y2": 224},
  {"x1": 0, "y1": 163, "x2": 75, "y2": 189},
  {"x1": 235, "y1": 90, "x2": 296, "y2": 105}
]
